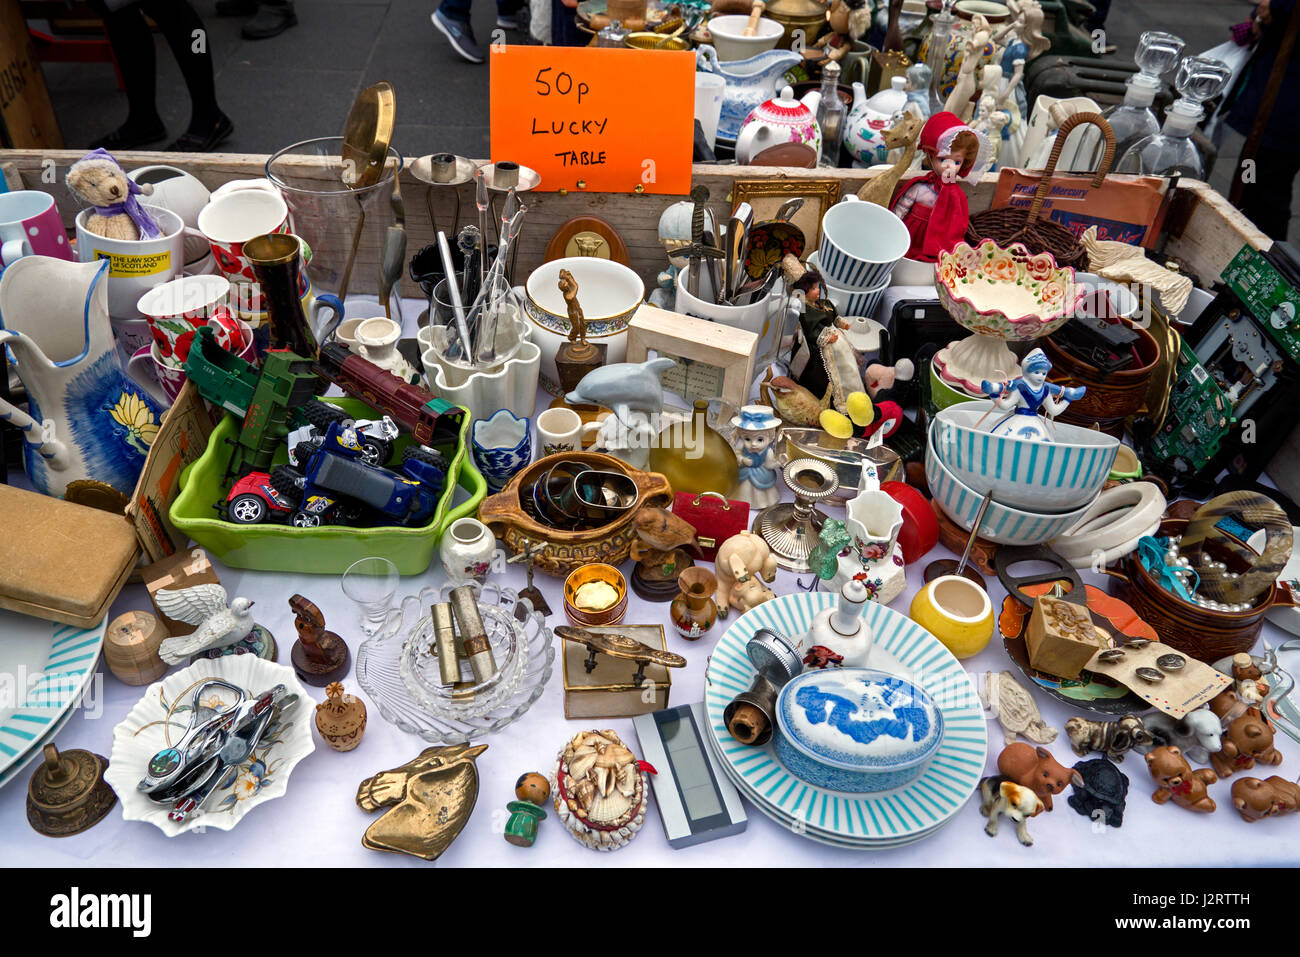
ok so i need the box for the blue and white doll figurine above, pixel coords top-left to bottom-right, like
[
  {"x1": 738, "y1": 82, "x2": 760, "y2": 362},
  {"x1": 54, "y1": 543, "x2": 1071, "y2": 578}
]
[
  {"x1": 730, "y1": 405, "x2": 783, "y2": 509},
  {"x1": 979, "y1": 348, "x2": 1085, "y2": 440}
]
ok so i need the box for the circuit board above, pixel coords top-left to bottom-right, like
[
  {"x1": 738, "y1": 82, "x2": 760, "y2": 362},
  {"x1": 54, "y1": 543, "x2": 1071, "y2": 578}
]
[
  {"x1": 1146, "y1": 339, "x2": 1233, "y2": 476},
  {"x1": 1222, "y1": 245, "x2": 1300, "y2": 364}
]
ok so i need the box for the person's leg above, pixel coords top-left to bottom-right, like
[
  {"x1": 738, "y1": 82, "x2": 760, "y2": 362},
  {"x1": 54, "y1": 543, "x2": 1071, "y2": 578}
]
[
  {"x1": 136, "y1": 0, "x2": 233, "y2": 149},
  {"x1": 1238, "y1": 147, "x2": 1300, "y2": 241},
  {"x1": 87, "y1": 0, "x2": 167, "y2": 148},
  {"x1": 496, "y1": 0, "x2": 524, "y2": 30},
  {"x1": 432, "y1": 0, "x2": 486, "y2": 62}
]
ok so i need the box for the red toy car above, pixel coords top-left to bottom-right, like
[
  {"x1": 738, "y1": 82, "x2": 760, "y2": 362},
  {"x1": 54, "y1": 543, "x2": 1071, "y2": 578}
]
[{"x1": 224, "y1": 470, "x2": 341, "y2": 526}]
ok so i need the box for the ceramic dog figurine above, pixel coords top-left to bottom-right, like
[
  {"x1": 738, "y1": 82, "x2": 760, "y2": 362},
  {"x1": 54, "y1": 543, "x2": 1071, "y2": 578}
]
[
  {"x1": 1210, "y1": 707, "x2": 1283, "y2": 778},
  {"x1": 1137, "y1": 709, "x2": 1224, "y2": 765},
  {"x1": 1146, "y1": 746, "x2": 1218, "y2": 813},
  {"x1": 714, "y1": 530, "x2": 778, "y2": 618},
  {"x1": 979, "y1": 776, "x2": 1044, "y2": 846},
  {"x1": 996, "y1": 743, "x2": 1082, "y2": 811},
  {"x1": 1230, "y1": 775, "x2": 1300, "y2": 822},
  {"x1": 1064, "y1": 714, "x2": 1153, "y2": 763}
]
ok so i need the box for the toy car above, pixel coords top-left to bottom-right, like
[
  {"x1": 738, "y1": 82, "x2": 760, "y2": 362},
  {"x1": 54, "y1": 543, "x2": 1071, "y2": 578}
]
[
  {"x1": 293, "y1": 398, "x2": 399, "y2": 467},
  {"x1": 271, "y1": 420, "x2": 448, "y2": 528},
  {"x1": 224, "y1": 470, "x2": 352, "y2": 527}
]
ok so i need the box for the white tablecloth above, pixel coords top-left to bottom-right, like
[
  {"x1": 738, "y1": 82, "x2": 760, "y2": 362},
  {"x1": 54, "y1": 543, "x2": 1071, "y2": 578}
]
[{"x1": 5, "y1": 296, "x2": 1299, "y2": 867}]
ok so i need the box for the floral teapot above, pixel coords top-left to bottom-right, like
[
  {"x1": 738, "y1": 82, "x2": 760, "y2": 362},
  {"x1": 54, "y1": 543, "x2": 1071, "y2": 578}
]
[
  {"x1": 735, "y1": 86, "x2": 823, "y2": 165},
  {"x1": 843, "y1": 77, "x2": 908, "y2": 166},
  {"x1": 0, "y1": 256, "x2": 164, "y2": 498}
]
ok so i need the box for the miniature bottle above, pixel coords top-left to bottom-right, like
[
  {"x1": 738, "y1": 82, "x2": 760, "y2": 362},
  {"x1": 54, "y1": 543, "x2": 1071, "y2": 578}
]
[
  {"x1": 315, "y1": 682, "x2": 368, "y2": 751},
  {"x1": 1116, "y1": 56, "x2": 1233, "y2": 179},
  {"x1": 670, "y1": 566, "x2": 720, "y2": 640},
  {"x1": 1100, "y1": 31, "x2": 1184, "y2": 159},
  {"x1": 816, "y1": 61, "x2": 848, "y2": 168}
]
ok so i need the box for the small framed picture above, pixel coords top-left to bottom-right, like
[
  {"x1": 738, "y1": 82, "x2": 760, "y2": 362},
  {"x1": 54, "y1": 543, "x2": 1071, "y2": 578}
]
[
  {"x1": 624, "y1": 304, "x2": 758, "y2": 412},
  {"x1": 731, "y1": 177, "x2": 843, "y2": 260}
]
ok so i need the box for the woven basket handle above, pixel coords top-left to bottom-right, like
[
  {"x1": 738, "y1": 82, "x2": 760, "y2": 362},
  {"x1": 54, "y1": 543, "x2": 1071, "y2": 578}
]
[{"x1": 1024, "y1": 111, "x2": 1117, "y2": 224}]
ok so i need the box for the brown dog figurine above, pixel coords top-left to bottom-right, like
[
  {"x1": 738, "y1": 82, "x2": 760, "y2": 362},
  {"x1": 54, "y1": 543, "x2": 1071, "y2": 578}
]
[
  {"x1": 1146, "y1": 746, "x2": 1218, "y2": 813},
  {"x1": 996, "y1": 743, "x2": 1082, "y2": 811},
  {"x1": 1230, "y1": 776, "x2": 1300, "y2": 822},
  {"x1": 1210, "y1": 707, "x2": 1283, "y2": 778}
]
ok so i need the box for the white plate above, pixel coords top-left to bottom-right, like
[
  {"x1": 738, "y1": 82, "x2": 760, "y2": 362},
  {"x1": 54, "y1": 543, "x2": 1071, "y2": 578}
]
[
  {"x1": 104, "y1": 655, "x2": 315, "y2": 836},
  {"x1": 0, "y1": 614, "x2": 106, "y2": 781},
  {"x1": 704, "y1": 592, "x2": 988, "y2": 844},
  {"x1": 0, "y1": 698, "x2": 81, "y2": 792}
]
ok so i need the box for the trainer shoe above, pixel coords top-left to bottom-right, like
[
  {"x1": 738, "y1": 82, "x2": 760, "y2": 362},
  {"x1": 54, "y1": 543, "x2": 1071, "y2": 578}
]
[{"x1": 432, "y1": 9, "x2": 486, "y2": 63}]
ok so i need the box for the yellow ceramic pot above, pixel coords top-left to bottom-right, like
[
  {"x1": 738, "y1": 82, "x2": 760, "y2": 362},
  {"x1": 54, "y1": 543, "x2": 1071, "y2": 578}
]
[{"x1": 909, "y1": 575, "x2": 994, "y2": 659}]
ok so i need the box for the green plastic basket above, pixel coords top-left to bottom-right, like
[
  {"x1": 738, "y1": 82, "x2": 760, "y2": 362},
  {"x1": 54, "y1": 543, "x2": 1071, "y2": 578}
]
[{"x1": 171, "y1": 397, "x2": 486, "y2": 575}]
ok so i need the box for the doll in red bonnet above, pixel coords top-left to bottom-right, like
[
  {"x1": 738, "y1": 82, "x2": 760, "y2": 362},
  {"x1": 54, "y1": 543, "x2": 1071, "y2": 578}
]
[{"x1": 890, "y1": 111, "x2": 992, "y2": 262}]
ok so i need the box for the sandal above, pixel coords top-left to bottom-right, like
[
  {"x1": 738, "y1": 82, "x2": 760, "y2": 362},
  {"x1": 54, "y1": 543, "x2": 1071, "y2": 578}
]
[{"x1": 165, "y1": 114, "x2": 234, "y2": 153}]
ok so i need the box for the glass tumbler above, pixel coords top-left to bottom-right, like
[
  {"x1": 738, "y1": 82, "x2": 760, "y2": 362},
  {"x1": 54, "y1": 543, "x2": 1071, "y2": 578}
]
[{"x1": 341, "y1": 557, "x2": 399, "y2": 635}]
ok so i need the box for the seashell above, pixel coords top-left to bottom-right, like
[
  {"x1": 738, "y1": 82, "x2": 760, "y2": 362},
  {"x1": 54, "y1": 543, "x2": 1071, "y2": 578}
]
[
  {"x1": 593, "y1": 765, "x2": 613, "y2": 797},
  {"x1": 1156, "y1": 653, "x2": 1186, "y2": 671},
  {"x1": 1096, "y1": 649, "x2": 1126, "y2": 663},
  {"x1": 1134, "y1": 666, "x2": 1164, "y2": 683},
  {"x1": 568, "y1": 751, "x2": 598, "y2": 779},
  {"x1": 617, "y1": 762, "x2": 637, "y2": 795},
  {"x1": 587, "y1": 788, "x2": 631, "y2": 823}
]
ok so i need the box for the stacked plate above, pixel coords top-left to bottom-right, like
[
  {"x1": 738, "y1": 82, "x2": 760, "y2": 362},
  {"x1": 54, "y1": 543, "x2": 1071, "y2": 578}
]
[
  {"x1": 704, "y1": 592, "x2": 988, "y2": 849},
  {"x1": 0, "y1": 611, "x2": 107, "y2": 790}
]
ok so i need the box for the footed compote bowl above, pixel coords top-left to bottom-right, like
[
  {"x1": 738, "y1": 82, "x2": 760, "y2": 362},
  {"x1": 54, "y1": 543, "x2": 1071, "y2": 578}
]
[{"x1": 932, "y1": 240, "x2": 1082, "y2": 394}]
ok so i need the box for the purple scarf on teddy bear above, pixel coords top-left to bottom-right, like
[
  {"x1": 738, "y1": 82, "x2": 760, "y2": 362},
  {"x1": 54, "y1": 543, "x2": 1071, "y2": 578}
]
[{"x1": 81, "y1": 148, "x2": 162, "y2": 239}]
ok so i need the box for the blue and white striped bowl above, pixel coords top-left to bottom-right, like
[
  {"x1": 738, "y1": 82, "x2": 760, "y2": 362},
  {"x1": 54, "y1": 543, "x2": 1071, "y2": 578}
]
[
  {"x1": 704, "y1": 592, "x2": 987, "y2": 845},
  {"x1": 817, "y1": 198, "x2": 911, "y2": 290},
  {"x1": 806, "y1": 251, "x2": 888, "y2": 318},
  {"x1": 934, "y1": 400, "x2": 1120, "y2": 512},
  {"x1": 926, "y1": 427, "x2": 1095, "y2": 545}
]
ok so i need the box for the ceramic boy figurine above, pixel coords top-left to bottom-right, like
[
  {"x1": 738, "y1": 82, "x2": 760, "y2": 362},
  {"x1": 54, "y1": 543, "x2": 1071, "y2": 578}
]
[
  {"x1": 730, "y1": 405, "x2": 783, "y2": 510},
  {"x1": 890, "y1": 112, "x2": 992, "y2": 262},
  {"x1": 979, "y1": 348, "x2": 1085, "y2": 439}
]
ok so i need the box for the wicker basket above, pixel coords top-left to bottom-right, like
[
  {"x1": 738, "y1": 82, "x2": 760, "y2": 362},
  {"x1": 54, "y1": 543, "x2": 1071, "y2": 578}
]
[{"x1": 967, "y1": 112, "x2": 1117, "y2": 270}]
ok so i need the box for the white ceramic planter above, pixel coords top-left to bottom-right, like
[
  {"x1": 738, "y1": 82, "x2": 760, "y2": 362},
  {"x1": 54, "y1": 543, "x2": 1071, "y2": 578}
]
[{"x1": 420, "y1": 314, "x2": 541, "y2": 423}]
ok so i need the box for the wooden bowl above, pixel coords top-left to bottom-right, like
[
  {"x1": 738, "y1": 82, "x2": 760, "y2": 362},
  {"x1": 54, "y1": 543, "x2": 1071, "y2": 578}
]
[
  {"x1": 1103, "y1": 518, "x2": 1298, "y2": 662},
  {"x1": 478, "y1": 451, "x2": 672, "y2": 578},
  {"x1": 1042, "y1": 320, "x2": 1160, "y2": 434}
]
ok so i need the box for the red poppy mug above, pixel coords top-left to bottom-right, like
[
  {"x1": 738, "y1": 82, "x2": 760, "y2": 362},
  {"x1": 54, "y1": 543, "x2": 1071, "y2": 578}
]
[
  {"x1": 136, "y1": 274, "x2": 231, "y2": 365},
  {"x1": 197, "y1": 183, "x2": 292, "y2": 286}
]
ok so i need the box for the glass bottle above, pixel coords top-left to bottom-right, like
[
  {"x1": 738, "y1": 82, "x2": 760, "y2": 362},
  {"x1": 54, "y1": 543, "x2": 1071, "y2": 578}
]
[
  {"x1": 922, "y1": 0, "x2": 957, "y2": 117},
  {"x1": 648, "y1": 398, "x2": 739, "y2": 497},
  {"x1": 816, "y1": 61, "x2": 848, "y2": 168},
  {"x1": 1116, "y1": 56, "x2": 1233, "y2": 179},
  {"x1": 1101, "y1": 31, "x2": 1185, "y2": 159}
]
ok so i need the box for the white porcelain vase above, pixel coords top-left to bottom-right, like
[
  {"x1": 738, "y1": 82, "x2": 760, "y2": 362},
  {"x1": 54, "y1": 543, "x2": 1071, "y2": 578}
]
[{"x1": 439, "y1": 517, "x2": 497, "y2": 586}]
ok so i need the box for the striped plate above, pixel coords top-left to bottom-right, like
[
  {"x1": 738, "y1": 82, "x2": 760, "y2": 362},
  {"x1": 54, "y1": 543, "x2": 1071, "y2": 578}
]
[
  {"x1": 0, "y1": 612, "x2": 106, "y2": 783},
  {"x1": 705, "y1": 592, "x2": 987, "y2": 844}
]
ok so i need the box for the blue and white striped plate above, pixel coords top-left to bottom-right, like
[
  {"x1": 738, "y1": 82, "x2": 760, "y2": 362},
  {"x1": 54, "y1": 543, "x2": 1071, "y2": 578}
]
[
  {"x1": 705, "y1": 592, "x2": 987, "y2": 844},
  {"x1": 0, "y1": 612, "x2": 106, "y2": 783}
]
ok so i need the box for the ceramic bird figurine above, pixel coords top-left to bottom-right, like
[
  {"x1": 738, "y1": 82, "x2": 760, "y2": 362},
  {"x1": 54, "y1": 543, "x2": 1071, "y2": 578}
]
[
  {"x1": 759, "y1": 371, "x2": 830, "y2": 427},
  {"x1": 356, "y1": 743, "x2": 488, "y2": 860},
  {"x1": 154, "y1": 584, "x2": 257, "y2": 665}
]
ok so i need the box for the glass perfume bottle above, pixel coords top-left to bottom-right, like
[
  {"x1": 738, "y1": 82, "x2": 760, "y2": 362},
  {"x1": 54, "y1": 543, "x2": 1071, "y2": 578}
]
[
  {"x1": 1116, "y1": 55, "x2": 1233, "y2": 179},
  {"x1": 1101, "y1": 31, "x2": 1185, "y2": 158},
  {"x1": 816, "y1": 61, "x2": 848, "y2": 168}
]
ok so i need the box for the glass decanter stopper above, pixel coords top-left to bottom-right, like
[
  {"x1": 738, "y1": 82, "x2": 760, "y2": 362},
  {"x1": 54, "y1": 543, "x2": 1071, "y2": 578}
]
[
  {"x1": 1116, "y1": 55, "x2": 1232, "y2": 179},
  {"x1": 1102, "y1": 30, "x2": 1185, "y2": 157}
]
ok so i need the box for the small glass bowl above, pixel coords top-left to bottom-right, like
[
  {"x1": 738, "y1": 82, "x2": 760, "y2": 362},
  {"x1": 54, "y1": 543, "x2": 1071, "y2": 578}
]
[{"x1": 399, "y1": 601, "x2": 526, "y2": 717}]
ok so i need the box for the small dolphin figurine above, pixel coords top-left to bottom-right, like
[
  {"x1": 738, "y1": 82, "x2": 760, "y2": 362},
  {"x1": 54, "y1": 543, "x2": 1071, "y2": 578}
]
[{"x1": 565, "y1": 357, "x2": 676, "y2": 425}]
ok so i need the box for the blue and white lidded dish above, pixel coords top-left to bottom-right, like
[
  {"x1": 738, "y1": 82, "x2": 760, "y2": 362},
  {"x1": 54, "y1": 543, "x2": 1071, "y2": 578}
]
[{"x1": 775, "y1": 668, "x2": 944, "y2": 793}]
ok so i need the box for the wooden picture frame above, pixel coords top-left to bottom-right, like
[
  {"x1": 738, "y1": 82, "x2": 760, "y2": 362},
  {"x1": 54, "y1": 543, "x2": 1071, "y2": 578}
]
[
  {"x1": 625, "y1": 304, "x2": 758, "y2": 412},
  {"x1": 731, "y1": 177, "x2": 843, "y2": 260}
]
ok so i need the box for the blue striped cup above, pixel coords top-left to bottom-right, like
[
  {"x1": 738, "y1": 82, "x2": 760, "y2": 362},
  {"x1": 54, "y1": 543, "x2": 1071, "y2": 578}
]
[
  {"x1": 817, "y1": 197, "x2": 911, "y2": 290},
  {"x1": 807, "y1": 251, "x2": 888, "y2": 318}
]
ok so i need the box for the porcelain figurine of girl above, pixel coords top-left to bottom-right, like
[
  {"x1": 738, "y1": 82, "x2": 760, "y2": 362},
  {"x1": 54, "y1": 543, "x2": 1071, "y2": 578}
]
[
  {"x1": 890, "y1": 111, "x2": 992, "y2": 262},
  {"x1": 730, "y1": 405, "x2": 783, "y2": 509},
  {"x1": 980, "y1": 348, "x2": 1085, "y2": 440}
]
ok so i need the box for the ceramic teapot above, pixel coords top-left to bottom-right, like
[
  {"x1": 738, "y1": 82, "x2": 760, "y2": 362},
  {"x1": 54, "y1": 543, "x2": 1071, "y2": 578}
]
[
  {"x1": 735, "y1": 86, "x2": 823, "y2": 165},
  {"x1": 696, "y1": 44, "x2": 803, "y2": 144},
  {"x1": 0, "y1": 256, "x2": 164, "y2": 498},
  {"x1": 843, "y1": 77, "x2": 909, "y2": 166}
]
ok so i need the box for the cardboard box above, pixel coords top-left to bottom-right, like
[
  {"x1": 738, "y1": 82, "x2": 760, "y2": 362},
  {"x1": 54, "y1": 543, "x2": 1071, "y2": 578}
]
[
  {"x1": 0, "y1": 486, "x2": 139, "y2": 627},
  {"x1": 142, "y1": 548, "x2": 221, "y2": 637},
  {"x1": 1026, "y1": 594, "x2": 1103, "y2": 679}
]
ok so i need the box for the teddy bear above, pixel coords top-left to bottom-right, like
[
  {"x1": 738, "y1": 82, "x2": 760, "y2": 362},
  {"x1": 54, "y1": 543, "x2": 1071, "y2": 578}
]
[
  {"x1": 1145, "y1": 745, "x2": 1218, "y2": 813},
  {"x1": 1230, "y1": 775, "x2": 1300, "y2": 823},
  {"x1": 65, "y1": 148, "x2": 160, "y2": 242},
  {"x1": 1210, "y1": 706, "x2": 1283, "y2": 779}
]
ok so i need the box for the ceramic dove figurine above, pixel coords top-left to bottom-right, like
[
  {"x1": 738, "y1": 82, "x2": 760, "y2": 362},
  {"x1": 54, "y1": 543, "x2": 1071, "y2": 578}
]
[{"x1": 155, "y1": 584, "x2": 257, "y2": 664}]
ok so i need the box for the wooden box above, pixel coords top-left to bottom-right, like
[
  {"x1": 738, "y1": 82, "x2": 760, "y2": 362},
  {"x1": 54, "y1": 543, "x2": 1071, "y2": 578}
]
[
  {"x1": 142, "y1": 548, "x2": 221, "y2": 637},
  {"x1": 1026, "y1": 594, "x2": 1103, "y2": 679},
  {"x1": 0, "y1": 486, "x2": 139, "y2": 627},
  {"x1": 563, "y1": 624, "x2": 672, "y2": 719}
]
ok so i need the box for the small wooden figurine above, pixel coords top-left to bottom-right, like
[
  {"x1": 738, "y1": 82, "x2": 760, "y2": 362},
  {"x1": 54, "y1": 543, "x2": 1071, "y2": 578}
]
[
  {"x1": 1146, "y1": 745, "x2": 1218, "y2": 813},
  {"x1": 289, "y1": 594, "x2": 350, "y2": 687},
  {"x1": 1230, "y1": 775, "x2": 1300, "y2": 822},
  {"x1": 1025, "y1": 593, "x2": 1102, "y2": 679},
  {"x1": 1210, "y1": 706, "x2": 1283, "y2": 779},
  {"x1": 104, "y1": 610, "x2": 168, "y2": 685},
  {"x1": 978, "y1": 776, "x2": 1044, "y2": 846},
  {"x1": 315, "y1": 682, "x2": 367, "y2": 752},
  {"x1": 628, "y1": 505, "x2": 699, "y2": 601},
  {"x1": 1064, "y1": 714, "x2": 1153, "y2": 763},
  {"x1": 356, "y1": 743, "x2": 488, "y2": 861},
  {"x1": 996, "y1": 742, "x2": 1082, "y2": 811},
  {"x1": 504, "y1": 771, "x2": 550, "y2": 847}
]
